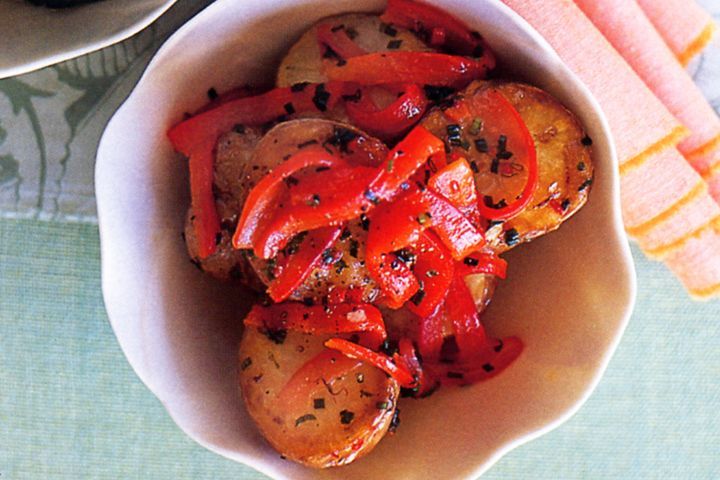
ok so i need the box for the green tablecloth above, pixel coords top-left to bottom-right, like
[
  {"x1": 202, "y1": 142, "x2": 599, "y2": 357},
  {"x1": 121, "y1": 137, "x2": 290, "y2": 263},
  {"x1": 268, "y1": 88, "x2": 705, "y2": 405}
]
[{"x1": 1, "y1": 0, "x2": 719, "y2": 478}]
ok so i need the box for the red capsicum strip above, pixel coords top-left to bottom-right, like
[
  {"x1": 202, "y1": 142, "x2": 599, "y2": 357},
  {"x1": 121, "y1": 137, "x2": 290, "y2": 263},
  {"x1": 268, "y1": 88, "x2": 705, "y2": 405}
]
[
  {"x1": 187, "y1": 141, "x2": 221, "y2": 259},
  {"x1": 316, "y1": 23, "x2": 367, "y2": 59},
  {"x1": 445, "y1": 268, "x2": 489, "y2": 360},
  {"x1": 457, "y1": 252, "x2": 507, "y2": 279},
  {"x1": 381, "y1": 0, "x2": 496, "y2": 60},
  {"x1": 370, "y1": 125, "x2": 446, "y2": 201},
  {"x1": 266, "y1": 226, "x2": 343, "y2": 302},
  {"x1": 325, "y1": 52, "x2": 493, "y2": 88},
  {"x1": 428, "y1": 157, "x2": 478, "y2": 208},
  {"x1": 474, "y1": 89, "x2": 539, "y2": 221},
  {"x1": 405, "y1": 232, "x2": 454, "y2": 319},
  {"x1": 423, "y1": 189, "x2": 486, "y2": 260},
  {"x1": 366, "y1": 188, "x2": 484, "y2": 306},
  {"x1": 425, "y1": 336, "x2": 523, "y2": 386},
  {"x1": 254, "y1": 125, "x2": 445, "y2": 259},
  {"x1": 233, "y1": 147, "x2": 350, "y2": 250},
  {"x1": 324, "y1": 338, "x2": 416, "y2": 388},
  {"x1": 278, "y1": 349, "x2": 361, "y2": 405},
  {"x1": 168, "y1": 82, "x2": 354, "y2": 258},
  {"x1": 244, "y1": 302, "x2": 387, "y2": 349},
  {"x1": 397, "y1": 337, "x2": 438, "y2": 397},
  {"x1": 345, "y1": 84, "x2": 429, "y2": 140}
]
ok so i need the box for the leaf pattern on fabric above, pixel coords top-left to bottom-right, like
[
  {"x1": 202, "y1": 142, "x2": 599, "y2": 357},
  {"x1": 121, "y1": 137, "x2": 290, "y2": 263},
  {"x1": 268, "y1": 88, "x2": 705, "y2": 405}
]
[{"x1": 0, "y1": 79, "x2": 54, "y2": 213}]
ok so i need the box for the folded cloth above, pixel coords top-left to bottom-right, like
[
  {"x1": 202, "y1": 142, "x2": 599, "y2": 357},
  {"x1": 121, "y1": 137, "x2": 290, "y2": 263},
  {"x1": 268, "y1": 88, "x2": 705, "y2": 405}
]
[
  {"x1": 636, "y1": 0, "x2": 717, "y2": 66},
  {"x1": 501, "y1": 0, "x2": 720, "y2": 299},
  {"x1": 574, "y1": 0, "x2": 720, "y2": 199}
]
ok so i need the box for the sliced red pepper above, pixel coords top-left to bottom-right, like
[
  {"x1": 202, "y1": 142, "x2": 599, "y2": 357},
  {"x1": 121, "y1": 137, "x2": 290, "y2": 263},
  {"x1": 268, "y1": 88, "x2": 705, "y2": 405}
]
[
  {"x1": 266, "y1": 226, "x2": 343, "y2": 302},
  {"x1": 406, "y1": 232, "x2": 454, "y2": 319},
  {"x1": 255, "y1": 175, "x2": 377, "y2": 259},
  {"x1": 187, "y1": 141, "x2": 221, "y2": 259},
  {"x1": 457, "y1": 252, "x2": 507, "y2": 279},
  {"x1": 324, "y1": 338, "x2": 416, "y2": 388},
  {"x1": 381, "y1": 0, "x2": 496, "y2": 60},
  {"x1": 423, "y1": 189, "x2": 485, "y2": 260},
  {"x1": 427, "y1": 157, "x2": 481, "y2": 224},
  {"x1": 278, "y1": 348, "x2": 361, "y2": 405},
  {"x1": 286, "y1": 165, "x2": 379, "y2": 209},
  {"x1": 428, "y1": 157, "x2": 478, "y2": 210},
  {"x1": 369, "y1": 125, "x2": 446, "y2": 202},
  {"x1": 168, "y1": 82, "x2": 353, "y2": 157},
  {"x1": 255, "y1": 125, "x2": 444, "y2": 259},
  {"x1": 445, "y1": 268, "x2": 489, "y2": 360},
  {"x1": 232, "y1": 147, "x2": 349, "y2": 250},
  {"x1": 168, "y1": 82, "x2": 354, "y2": 258},
  {"x1": 468, "y1": 88, "x2": 538, "y2": 221},
  {"x1": 417, "y1": 305, "x2": 445, "y2": 361},
  {"x1": 316, "y1": 23, "x2": 366, "y2": 59},
  {"x1": 366, "y1": 189, "x2": 483, "y2": 306},
  {"x1": 245, "y1": 302, "x2": 387, "y2": 349},
  {"x1": 424, "y1": 336, "x2": 523, "y2": 386},
  {"x1": 364, "y1": 192, "x2": 425, "y2": 308},
  {"x1": 345, "y1": 84, "x2": 429, "y2": 140},
  {"x1": 396, "y1": 337, "x2": 437, "y2": 397},
  {"x1": 325, "y1": 52, "x2": 493, "y2": 88}
]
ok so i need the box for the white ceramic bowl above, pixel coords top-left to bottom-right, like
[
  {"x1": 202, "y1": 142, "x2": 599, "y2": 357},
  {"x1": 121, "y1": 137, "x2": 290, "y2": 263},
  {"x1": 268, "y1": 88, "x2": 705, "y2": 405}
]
[
  {"x1": 0, "y1": 0, "x2": 178, "y2": 78},
  {"x1": 96, "y1": 0, "x2": 636, "y2": 478}
]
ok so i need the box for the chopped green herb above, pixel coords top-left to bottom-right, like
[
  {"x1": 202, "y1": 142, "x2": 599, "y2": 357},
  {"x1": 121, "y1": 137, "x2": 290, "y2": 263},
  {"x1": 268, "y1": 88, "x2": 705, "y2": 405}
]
[
  {"x1": 417, "y1": 212, "x2": 432, "y2": 225},
  {"x1": 469, "y1": 118, "x2": 483, "y2": 135},
  {"x1": 474, "y1": 138, "x2": 488, "y2": 153},
  {"x1": 295, "y1": 414, "x2": 317, "y2": 426},
  {"x1": 312, "y1": 83, "x2": 331, "y2": 111},
  {"x1": 387, "y1": 39, "x2": 403, "y2": 49},
  {"x1": 240, "y1": 357, "x2": 252, "y2": 371},
  {"x1": 504, "y1": 228, "x2": 520, "y2": 246},
  {"x1": 313, "y1": 398, "x2": 325, "y2": 409},
  {"x1": 291, "y1": 82, "x2": 310, "y2": 92},
  {"x1": 340, "y1": 410, "x2": 355, "y2": 425}
]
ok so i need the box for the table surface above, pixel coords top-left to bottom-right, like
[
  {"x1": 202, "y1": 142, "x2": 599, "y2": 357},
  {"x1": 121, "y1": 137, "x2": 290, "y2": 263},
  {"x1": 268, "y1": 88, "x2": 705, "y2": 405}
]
[{"x1": 1, "y1": 1, "x2": 719, "y2": 479}]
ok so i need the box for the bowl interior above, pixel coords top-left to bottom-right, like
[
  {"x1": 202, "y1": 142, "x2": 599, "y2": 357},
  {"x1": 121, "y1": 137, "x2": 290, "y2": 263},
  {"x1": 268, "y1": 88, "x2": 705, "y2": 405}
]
[{"x1": 96, "y1": 0, "x2": 636, "y2": 479}]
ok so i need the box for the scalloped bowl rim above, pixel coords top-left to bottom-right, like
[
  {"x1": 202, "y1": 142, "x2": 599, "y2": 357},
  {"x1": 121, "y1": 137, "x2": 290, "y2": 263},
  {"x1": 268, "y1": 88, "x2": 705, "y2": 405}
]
[{"x1": 96, "y1": 0, "x2": 636, "y2": 478}]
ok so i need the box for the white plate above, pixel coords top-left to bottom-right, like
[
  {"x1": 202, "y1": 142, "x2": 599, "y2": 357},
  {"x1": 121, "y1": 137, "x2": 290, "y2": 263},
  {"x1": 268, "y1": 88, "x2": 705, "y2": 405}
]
[
  {"x1": 0, "y1": 0, "x2": 177, "y2": 79},
  {"x1": 96, "y1": 0, "x2": 637, "y2": 478}
]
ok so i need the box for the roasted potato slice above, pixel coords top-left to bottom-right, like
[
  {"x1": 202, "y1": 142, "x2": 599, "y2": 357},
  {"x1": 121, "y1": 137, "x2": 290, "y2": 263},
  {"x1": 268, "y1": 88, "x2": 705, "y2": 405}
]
[
  {"x1": 277, "y1": 13, "x2": 432, "y2": 88},
  {"x1": 184, "y1": 126, "x2": 264, "y2": 283},
  {"x1": 187, "y1": 118, "x2": 387, "y2": 301},
  {"x1": 239, "y1": 326, "x2": 400, "y2": 468},
  {"x1": 242, "y1": 119, "x2": 387, "y2": 303},
  {"x1": 420, "y1": 81, "x2": 593, "y2": 252}
]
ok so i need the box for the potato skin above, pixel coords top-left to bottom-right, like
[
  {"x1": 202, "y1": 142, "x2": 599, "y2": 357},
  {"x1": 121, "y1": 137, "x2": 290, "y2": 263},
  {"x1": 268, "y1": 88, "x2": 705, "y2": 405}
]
[
  {"x1": 238, "y1": 326, "x2": 400, "y2": 467},
  {"x1": 185, "y1": 119, "x2": 387, "y2": 302},
  {"x1": 277, "y1": 13, "x2": 432, "y2": 88},
  {"x1": 490, "y1": 82, "x2": 594, "y2": 250},
  {"x1": 420, "y1": 81, "x2": 593, "y2": 252}
]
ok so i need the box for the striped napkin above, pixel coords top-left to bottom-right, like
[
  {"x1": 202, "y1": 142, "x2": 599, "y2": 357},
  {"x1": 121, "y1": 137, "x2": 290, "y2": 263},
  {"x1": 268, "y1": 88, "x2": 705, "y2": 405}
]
[{"x1": 502, "y1": 0, "x2": 719, "y2": 299}]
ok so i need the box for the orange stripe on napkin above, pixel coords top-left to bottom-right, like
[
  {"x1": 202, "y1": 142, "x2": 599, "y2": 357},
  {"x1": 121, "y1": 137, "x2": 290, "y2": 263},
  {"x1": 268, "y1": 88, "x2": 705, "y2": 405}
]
[
  {"x1": 637, "y1": 205, "x2": 720, "y2": 260},
  {"x1": 636, "y1": 0, "x2": 717, "y2": 66},
  {"x1": 574, "y1": 0, "x2": 720, "y2": 195},
  {"x1": 665, "y1": 226, "x2": 720, "y2": 299},
  {"x1": 501, "y1": 0, "x2": 719, "y2": 298},
  {"x1": 621, "y1": 148, "x2": 706, "y2": 232}
]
